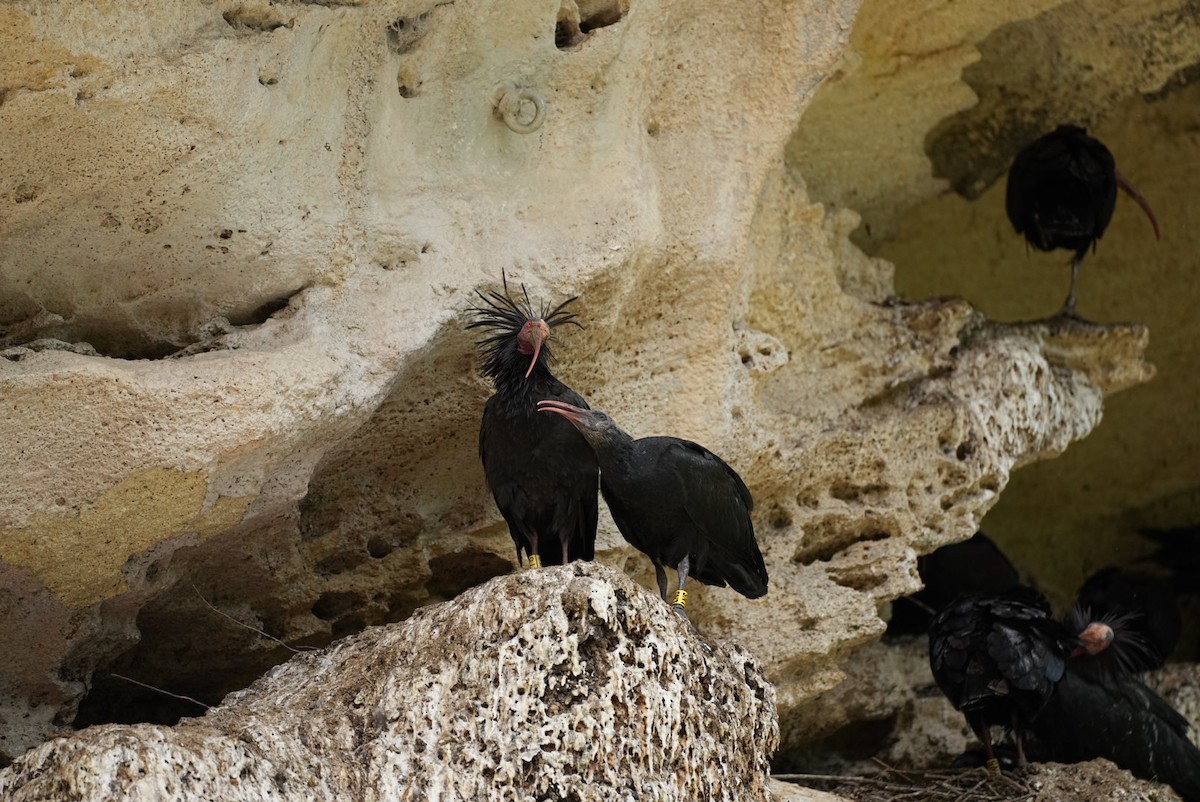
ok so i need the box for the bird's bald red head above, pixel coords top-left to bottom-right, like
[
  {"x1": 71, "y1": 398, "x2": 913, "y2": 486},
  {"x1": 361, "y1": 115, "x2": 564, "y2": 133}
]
[
  {"x1": 516, "y1": 319, "x2": 550, "y2": 379},
  {"x1": 1075, "y1": 621, "x2": 1115, "y2": 657}
]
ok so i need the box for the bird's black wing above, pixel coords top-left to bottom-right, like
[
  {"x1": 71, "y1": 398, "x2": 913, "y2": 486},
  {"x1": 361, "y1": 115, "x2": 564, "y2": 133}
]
[
  {"x1": 985, "y1": 615, "x2": 1065, "y2": 719},
  {"x1": 928, "y1": 599, "x2": 981, "y2": 707},
  {"x1": 929, "y1": 591, "x2": 1065, "y2": 719},
  {"x1": 680, "y1": 439, "x2": 753, "y2": 511},
  {"x1": 478, "y1": 384, "x2": 599, "y2": 564},
  {"x1": 541, "y1": 380, "x2": 599, "y2": 561},
  {"x1": 1006, "y1": 133, "x2": 1076, "y2": 237},
  {"x1": 659, "y1": 438, "x2": 766, "y2": 598},
  {"x1": 1031, "y1": 669, "x2": 1200, "y2": 802}
]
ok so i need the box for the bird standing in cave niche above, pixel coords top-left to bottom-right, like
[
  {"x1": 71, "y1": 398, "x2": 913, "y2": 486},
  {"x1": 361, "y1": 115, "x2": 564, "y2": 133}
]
[
  {"x1": 537, "y1": 400, "x2": 767, "y2": 616},
  {"x1": 888, "y1": 531, "x2": 1021, "y2": 636},
  {"x1": 1005, "y1": 124, "x2": 1160, "y2": 317},
  {"x1": 1027, "y1": 605, "x2": 1200, "y2": 802},
  {"x1": 468, "y1": 278, "x2": 599, "y2": 568},
  {"x1": 928, "y1": 587, "x2": 1080, "y2": 770}
]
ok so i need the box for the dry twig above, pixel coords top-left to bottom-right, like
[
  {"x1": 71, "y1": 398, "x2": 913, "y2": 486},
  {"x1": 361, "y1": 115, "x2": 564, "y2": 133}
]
[{"x1": 775, "y1": 765, "x2": 1037, "y2": 802}]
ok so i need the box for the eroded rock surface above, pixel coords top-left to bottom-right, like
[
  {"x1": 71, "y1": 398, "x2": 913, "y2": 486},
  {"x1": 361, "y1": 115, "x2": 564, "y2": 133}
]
[
  {"x1": 0, "y1": 0, "x2": 1168, "y2": 771},
  {"x1": 0, "y1": 563, "x2": 779, "y2": 802}
]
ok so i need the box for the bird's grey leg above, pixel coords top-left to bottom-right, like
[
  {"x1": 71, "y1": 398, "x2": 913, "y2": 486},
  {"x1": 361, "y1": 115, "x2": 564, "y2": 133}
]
[
  {"x1": 671, "y1": 556, "x2": 691, "y2": 618},
  {"x1": 560, "y1": 533, "x2": 570, "y2": 566},
  {"x1": 1060, "y1": 256, "x2": 1081, "y2": 317},
  {"x1": 979, "y1": 721, "x2": 999, "y2": 774},
  {"x1": 654, "y1": 563, "x2": 669, "y2": 601},
  {"x1": 1012, "y1": 714, "x2": 1028, "y2": 768},
  {"x1": 527, "y1": 531, "x2": 542, "y2": 569}
]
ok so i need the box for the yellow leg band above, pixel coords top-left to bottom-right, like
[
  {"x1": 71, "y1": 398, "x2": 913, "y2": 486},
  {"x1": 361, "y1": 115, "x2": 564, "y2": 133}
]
[
  {"x1": 986, "y1": 758, "x2": 1000, "y2": 774},
  {"x1": 671, "y1": 590, "x2": 688, "y2": 607},
  {"x1": 528, "y1": 554, "x2": 542, "y2": 569}
]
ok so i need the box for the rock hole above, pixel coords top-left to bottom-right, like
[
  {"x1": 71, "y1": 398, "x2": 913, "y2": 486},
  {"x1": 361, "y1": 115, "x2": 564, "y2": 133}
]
[
  {"x1": 425, "y1": 550, "x2": 512, "y2": 600},
  {"x1": 555, "y1": 0, "x2": 626, "y2": 49},
  {"x1": 579, "y1": 0, "x2": 625, "y2": 33},
  {"x1": 13, "y1": 183, "x2": 41, "y2": 203},
  {"x1": 311, "y1": 591, "x2": 363, "y2": 622},
  {"x1": 222, "y1": 6, "x2": 290, "y2": 32},
  {"x1": 555, "y1": 17, "x2": 581, "y2": 48},
  {"x1": 387, "y1": 11, "x2": 433, "y2": 54},
  {"x1": 367, "y1": 536, "x2": 395, "y2": 559},
  {"x1": 795, "y1": 528, "x2": 892, "y2": 565}
]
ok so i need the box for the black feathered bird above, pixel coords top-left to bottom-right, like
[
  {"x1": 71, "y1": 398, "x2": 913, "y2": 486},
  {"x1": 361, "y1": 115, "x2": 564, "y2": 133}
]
[
  {"x1": 467, "y1": 280, "x2": 599, "y2": 568},
  {"x1": 1006, "y1": 124, "x2": 1160, "y2": 316},
  {"x1": 537, "y1": 400, "x2": 767, "y2": 614},
  {"x1": 1076, "y1": 566, "x2": 1181, "y2": 671},
  {"x1": 1142, "y1": 524, "x2": 1200, "y2": 595},
  {"x1": 1027, "y1": 607, "x2": 1200, "y2": 802},
  {"x1": 888, "y1": 531, "x2": 1020, "y2": 636},
  {"x1": 928, "y1": 588, "x2": 1079, "y2": 768}
]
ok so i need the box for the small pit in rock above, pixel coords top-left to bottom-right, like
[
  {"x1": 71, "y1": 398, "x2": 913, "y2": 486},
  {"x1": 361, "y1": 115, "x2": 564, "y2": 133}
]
[{"x1": 555, "y1": 0, "x2": 627, "y2": 49}]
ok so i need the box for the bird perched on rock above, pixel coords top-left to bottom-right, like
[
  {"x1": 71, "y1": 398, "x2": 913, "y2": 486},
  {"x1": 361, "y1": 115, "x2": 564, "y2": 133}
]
[
  {"x1": 1028, "y1": 607, "x2": 1200, "y2": 802},
  {"x1": 536, "y1": 400, "x2": 767, "y2": 615},
  {"x1": 928, "y1": 587, "x2": 1079, "y2": 769},
  {"x1": 1005, "y1": 124, "x2": 1160, "y2": 316},
  {"x1": 1075, "y1": 566, "x2": 1180, "y2": 672},
  {"x1": 467, "y1": 279, "x2": 599, "y2": 568}
]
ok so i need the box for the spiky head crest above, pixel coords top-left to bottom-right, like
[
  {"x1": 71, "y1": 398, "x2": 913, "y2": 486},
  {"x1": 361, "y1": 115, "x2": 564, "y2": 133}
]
[
  {"x1": 466, "y1": 274, "x2": 582, "y2": 393},
  {"x1": 1065, "y1": 604, "x2": 1159, "y2": 677}
]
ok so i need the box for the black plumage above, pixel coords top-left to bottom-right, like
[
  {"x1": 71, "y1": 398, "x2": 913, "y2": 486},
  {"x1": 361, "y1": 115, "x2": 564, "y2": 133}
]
[
  {"x1": 467, "y1": 280, "x2": 599, "y2": 567},
  {"x1": 888, "y1": 531, "x2": 1020, "y2": 636},
  {"x1": 1143, "y1": 524, "x2": 1200, "y2": 595},
  {"x1": 537, "y1": 400, "x2": 767, "y2": 613},
  {"x1": 1075, "y1": 567, "x2": 1181, "y2": 671},
  {"x1": 1028, "y1": 609, "x2": 1200, "y2": 802},
  {"x1": 928, "y1": 588, "x2": 1072, "y2": 766},
  {"x1": 1006, "y1": 124, "x2": 1160, "y2": 315}
]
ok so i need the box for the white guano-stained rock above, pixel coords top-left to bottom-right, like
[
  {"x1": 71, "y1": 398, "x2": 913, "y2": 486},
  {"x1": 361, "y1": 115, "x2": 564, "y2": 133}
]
[{"x1": 0, "y1": 563, "x2": 779, "y2": 802}]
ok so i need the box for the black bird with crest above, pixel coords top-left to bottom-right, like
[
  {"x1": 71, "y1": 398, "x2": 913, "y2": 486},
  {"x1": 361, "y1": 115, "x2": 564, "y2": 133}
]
[
  {"x1": 1027, "y1": 605, "x2": 1200, "y2": 802},
  {"x1": 928, "y1": 587, "x2": 1083, "y2": 769},
  {"x1": 537, "y1": 400, "x2": 767, "y2": 616},
  {"x1": 467, "y1": 278, "x2": 599, "y2": 568},
  {"x1": 1005, "y1": 124, "x2": 1160, "y2": 316},
  {"x1": 1075, "y1": 566, "x2": 1181, "y2": 672}
]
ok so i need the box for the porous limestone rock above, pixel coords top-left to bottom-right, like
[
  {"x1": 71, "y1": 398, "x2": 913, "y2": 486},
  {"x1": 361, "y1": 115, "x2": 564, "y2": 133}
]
[
  {"x1": 0, "y1": 563, "x2": 780, "y2": 801},
  {"x1": 888, "y1": 82, "x2": 1200, "y2": 613},
  {"x1": 0, "y1": 0, "x2": 1167, "y2": 772}
]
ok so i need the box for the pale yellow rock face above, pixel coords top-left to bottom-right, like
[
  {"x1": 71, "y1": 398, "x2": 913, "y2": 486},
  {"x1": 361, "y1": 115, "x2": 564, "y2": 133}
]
[{"x1": 0, "y1": 0, "x2": 1175, "y2": 778}]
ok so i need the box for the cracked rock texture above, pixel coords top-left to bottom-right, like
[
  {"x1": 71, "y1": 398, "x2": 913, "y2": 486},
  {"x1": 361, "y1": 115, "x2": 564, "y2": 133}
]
[
  {"x1": 0, "y1": 563, "x2": 780, "y2": 802},
  {"x1": 0, "y1": 0, "x2": 1178, "y2": 778}
]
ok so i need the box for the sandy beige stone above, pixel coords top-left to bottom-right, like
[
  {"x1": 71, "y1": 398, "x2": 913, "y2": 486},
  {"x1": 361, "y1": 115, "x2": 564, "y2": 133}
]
[
  {"x1": 0, "y1": 563, "x2": 779, "y2": 802},
  {"x1": 0, "y1": 0, "x2": 1176, "y2": 777}
]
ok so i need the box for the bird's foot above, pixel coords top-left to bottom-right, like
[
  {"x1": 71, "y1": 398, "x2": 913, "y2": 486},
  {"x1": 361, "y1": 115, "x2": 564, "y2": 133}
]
[{"x1": 1050, "y1": 306, "x2": 1097, "y2": 326}]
